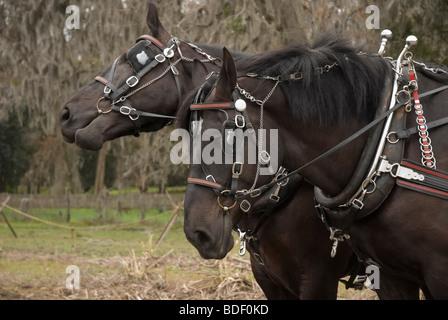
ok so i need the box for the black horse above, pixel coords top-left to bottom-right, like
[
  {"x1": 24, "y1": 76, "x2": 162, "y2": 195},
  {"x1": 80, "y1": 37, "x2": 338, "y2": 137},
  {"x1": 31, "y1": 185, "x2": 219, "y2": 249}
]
[
  {"x1": 60, "y1": 2, "x2": 366, "y2": 299},
  {"x1": 60, "y1": 3, "x2": 224, "y2": 151},
  {"x1": 179, "y1": 34, "x2": 448, "y2": 299}
]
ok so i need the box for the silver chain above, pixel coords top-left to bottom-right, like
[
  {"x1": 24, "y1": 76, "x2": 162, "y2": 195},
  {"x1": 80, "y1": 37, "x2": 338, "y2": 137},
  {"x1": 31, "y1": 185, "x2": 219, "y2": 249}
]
[
  {"x1": 236, "y1": 80, "x2": 281, "y2": 190},
  {"x1": 175, "y1": 37, "x2": 222, "y2": 64},
  {"x1": 413, "y1": 61, "x2": 448, "y2": 75}
]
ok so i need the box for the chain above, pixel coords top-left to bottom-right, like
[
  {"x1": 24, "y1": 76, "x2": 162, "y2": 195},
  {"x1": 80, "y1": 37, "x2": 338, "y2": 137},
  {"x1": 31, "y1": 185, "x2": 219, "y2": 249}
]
[
  {"x1": 236, "y1": 80, "x2": 281, "y2": 191},
  {"x1": 175, "y1": 38, "x2": 222, "y2": 64},
  {"x1": 407, "y1": 55, "x2": 437, "y2": 168},
  {"x1": 413, "y1": 61, "x2": 448, "y2": 75}
]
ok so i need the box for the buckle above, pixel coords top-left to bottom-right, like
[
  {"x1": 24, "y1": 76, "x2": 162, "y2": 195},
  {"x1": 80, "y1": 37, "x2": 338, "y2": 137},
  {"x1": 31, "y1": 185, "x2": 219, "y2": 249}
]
[
  {"x1": 269, "y1": 194, "x2": 280, "y2": 203},
  {"x1": 352, "y1": 198, "x2": 365, "y2": 210},
  {"x1": 232, "y1": 162, "x2": 243, "y2": 176},
  {"x1": 155, "y1": 54, "x2": 166, "y2": 63},
  {"x1": 126, "y1": 76, "x2": 139, "y2": 87},
  {"x1": 250, "y1": 189, "x2": 262, "y2": 198},
  {"x1": 235, "y1": 114, "x2": 245, "y2": 128},
  {"x1": 119, "y1": 106, "x2": 139, "y2": 121},
  {"x1": 240, "y1": 200, "x2": 251, "y2": 213},
  {"x1": 119, "y1": 106, "x2": 133, "y2": 115},
  {"x1": 103, "y1": 86, "x2": 112, "y2": 95},
  {"x1": 290, "y1": 72, "x2": 303, "y2": 80}
]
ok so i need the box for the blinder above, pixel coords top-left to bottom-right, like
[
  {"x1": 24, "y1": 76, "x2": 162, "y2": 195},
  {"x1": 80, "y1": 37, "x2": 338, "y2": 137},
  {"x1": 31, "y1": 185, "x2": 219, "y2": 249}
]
[
  {"x1": 126, "y1": 40, "x2": 160, "y2": 73},
  {"x1": 94, "y1": 34, "x2": 183, "y2": 135}
]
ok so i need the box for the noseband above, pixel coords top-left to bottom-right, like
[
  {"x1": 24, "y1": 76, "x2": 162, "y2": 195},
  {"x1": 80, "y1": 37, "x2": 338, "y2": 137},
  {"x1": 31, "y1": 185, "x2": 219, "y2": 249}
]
[{"x1": 95, "y1": 35, "x2": 220, "y2": 135}]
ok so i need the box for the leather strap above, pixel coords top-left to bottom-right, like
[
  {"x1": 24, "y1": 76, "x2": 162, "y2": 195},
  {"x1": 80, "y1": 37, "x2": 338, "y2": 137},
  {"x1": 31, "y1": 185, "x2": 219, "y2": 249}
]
[
  {"x1": 236, "y1": 84, "x2": 448, "y2": 202},
  {"x1": 395, "y1": 115, "x2": 448, "y2": 140}
]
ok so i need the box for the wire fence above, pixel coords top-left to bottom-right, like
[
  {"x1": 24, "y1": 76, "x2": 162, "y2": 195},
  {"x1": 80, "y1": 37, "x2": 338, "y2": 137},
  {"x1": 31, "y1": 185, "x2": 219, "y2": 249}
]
[{"x1": 0, "y1": 192, "x2": 184, "y2": 243}]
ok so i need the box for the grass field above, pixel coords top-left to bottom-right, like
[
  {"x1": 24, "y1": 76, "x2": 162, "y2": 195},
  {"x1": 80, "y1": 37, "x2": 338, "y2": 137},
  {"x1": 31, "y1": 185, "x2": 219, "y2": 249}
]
[{"x1": 0, "y1": 206, "x2": 376, "y2": 300}]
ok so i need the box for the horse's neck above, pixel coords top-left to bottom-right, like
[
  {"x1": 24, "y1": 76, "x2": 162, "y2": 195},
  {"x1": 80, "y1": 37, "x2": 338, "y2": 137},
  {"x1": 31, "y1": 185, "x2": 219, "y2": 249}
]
[
  {"x1": 239, "y1": 75, "x2": 368, "y2": 197},
  {"x1": 286, "y1": 120, "x2": 368, "y2": 197}
]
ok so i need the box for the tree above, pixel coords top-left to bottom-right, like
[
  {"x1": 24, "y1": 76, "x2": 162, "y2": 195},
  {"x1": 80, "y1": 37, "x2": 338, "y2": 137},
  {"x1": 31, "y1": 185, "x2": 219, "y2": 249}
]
[
  {"x1": 0, "y1": 110, "x2": 30, "y2": 192},
  {"x1": 1, "y1": 0, "x2": 447, "y2": 196}
]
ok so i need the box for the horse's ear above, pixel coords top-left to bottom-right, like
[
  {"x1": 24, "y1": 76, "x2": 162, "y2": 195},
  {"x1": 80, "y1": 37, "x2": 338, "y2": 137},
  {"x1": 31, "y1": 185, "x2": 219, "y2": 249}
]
[
  {"x1": 146, "y1": 2, "x2": 170, "y2": 42},
  {"x1": 215, "y1": 48, "x2": 237, "y2": 101}
]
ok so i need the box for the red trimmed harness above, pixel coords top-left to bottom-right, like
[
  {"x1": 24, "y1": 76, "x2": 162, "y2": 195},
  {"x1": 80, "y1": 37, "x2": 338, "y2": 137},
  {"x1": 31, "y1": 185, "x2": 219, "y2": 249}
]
[{"x1": 408, "y1": 64, "x2": 436, "y2": 168}]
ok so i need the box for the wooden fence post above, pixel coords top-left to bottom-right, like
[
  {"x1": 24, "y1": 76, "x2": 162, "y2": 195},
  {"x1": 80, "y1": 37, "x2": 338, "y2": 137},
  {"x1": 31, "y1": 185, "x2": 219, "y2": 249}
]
[{"x1": 1, "y1": 195, "x2": 18, "y2": 238}]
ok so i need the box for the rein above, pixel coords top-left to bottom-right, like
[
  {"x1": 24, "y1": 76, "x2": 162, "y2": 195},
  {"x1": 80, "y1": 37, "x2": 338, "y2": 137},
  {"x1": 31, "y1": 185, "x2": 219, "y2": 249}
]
[{"x1": 235, "y1": 84, "x2": 448, "y2": 204}]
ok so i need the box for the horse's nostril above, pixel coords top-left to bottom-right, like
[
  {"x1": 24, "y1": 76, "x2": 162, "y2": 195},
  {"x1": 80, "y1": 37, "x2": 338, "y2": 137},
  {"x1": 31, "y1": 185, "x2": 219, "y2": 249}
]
[
  {"x1": 195, "y1": 230, "x2": 211, "y2": 245},
  {"x1": 60, "y1": 107, "x2": 70, "y2": 122}
]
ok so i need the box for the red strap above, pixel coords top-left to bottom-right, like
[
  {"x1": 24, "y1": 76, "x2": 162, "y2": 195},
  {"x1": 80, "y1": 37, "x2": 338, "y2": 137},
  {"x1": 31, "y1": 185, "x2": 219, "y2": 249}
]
[
  {"x1": 409, "y1": 72, "x2": 420, "y2": 102},
  {"x1": 409, "y1": 71, "x2": 435, "y2": 167},
  {"x1": 95, "y1": 76, "x2": 109, "y2": 85},
  {"x1": 397, "y1": 179, "x2": 448, "y2": 199},
  {"x1": 137, "y1": 35, "x2": 164, "y2": 49},
  {"x1": 187, "y1": 178, "x2": 223, "y2": 190},
  {"x1": 190, "y1": 103, "x2": 233, "y2": 110},
  {"x1": 402, "y1": 161, "x2": 448, "y2": 180}
]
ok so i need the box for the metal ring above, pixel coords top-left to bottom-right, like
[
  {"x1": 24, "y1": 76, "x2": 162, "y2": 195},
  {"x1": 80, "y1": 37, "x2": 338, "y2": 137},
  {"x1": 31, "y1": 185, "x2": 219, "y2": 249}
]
[
  {"x1": 405, "y1": 51, "x2": 414, "y2": 60},
  {"x1": 361, "y1": 178, "x2": 377, "y2": 194},
  {"x1": 389, "y1": 163, "x2": 400, "y2": 178},
  {"x1": 96, "y1": 97, "x2": 112, "y2": 115},
  {"x1": 396, "y1": 90, "x2": 411, "y2": 105},
  {"x1": 217, "y1": 196, "x2": 237, "y2": 211},
  {"x1": 220, "y1": 189, "x2": 232, "y2": 196},
  {"x1": 386, "y1": 132, "x2": 399, "y2": 144}
]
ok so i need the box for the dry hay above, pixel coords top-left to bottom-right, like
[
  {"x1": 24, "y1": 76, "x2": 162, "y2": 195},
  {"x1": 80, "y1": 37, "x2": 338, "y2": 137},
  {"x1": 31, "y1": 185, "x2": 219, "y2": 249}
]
[{"x1": 55, "y1": 250, "x2": 265, "y2": 300}]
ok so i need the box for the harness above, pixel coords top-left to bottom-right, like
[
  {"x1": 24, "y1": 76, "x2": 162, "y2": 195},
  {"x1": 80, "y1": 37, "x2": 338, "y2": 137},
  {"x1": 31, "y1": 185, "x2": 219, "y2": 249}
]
[
  {"x1": 313, "y1": 38, "x2": 448, "y2": 265},
  {"x1": 186, "y1": 33, "x2": 448, "y2": 289},
  {"x1": 94, "y1": 34, "x2": 220, "y2": 135}
]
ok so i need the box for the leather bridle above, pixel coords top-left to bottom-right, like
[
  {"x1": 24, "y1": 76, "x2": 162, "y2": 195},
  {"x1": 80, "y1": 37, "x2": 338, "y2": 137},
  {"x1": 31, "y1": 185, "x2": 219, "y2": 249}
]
[
  {"x1": 187, "y1": 72, "x2": 284, "y2": 215},
  {"x1": 94, "y1": 35, "x2": 220, "y2": 135}
]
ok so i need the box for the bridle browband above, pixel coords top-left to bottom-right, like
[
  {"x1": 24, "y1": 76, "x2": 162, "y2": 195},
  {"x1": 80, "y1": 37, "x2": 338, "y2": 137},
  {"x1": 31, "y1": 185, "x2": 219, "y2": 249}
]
[{"x1": 94, "y1": 34, "x2": 220, "y2": 135}]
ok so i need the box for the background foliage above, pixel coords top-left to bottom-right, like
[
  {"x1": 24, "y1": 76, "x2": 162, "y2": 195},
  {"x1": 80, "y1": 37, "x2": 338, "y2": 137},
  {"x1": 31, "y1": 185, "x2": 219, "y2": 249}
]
[{"x1": 1, "y1": 0, "x2": 447, "y2": 195}]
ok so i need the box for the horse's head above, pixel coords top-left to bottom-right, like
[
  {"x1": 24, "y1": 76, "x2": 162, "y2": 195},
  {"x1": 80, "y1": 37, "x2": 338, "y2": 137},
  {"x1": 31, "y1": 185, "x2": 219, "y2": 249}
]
[
  {"x1": 182, "y1": 48, "x2": 289, "y2": 259},
  {"x1": 60, "y1": 3, "x2": 219, "y2": 150}
]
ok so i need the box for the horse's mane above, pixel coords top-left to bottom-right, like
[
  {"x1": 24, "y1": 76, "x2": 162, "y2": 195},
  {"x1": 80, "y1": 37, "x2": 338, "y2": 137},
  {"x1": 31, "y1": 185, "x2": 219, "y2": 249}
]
[
  {"x1": 177, "y1": 34, "x2": 448, "y2": 129},
  {"x1": 235, "y1": 34, "x2": 391, "y2": 124}
]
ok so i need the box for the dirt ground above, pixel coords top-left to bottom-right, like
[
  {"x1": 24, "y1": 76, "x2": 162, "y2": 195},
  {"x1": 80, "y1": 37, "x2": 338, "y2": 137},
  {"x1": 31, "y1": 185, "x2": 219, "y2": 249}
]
[
  {"x1": 0, "y1": 249, "x2": 266, "y2": 300},
  {"x1": 0, "y1": 249, "x2": 378, "y2": 300}
]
